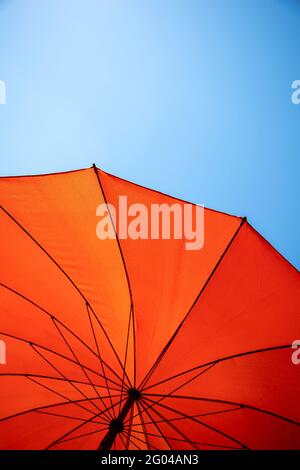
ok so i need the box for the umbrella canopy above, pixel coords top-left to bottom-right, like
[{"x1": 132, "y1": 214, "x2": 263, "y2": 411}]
[{"x1": 0, "y1": 165, "x2": 299, "y2": 450}]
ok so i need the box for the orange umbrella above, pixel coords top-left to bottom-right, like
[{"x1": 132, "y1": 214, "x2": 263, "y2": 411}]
[{"x1": 0, "y1": 165, "x2": 299, "y2": 450}]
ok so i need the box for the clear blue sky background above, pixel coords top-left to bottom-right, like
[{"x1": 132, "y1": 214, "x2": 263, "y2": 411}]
[{"x1": 0, "y1": 0, "x2": 299, "y2": 268}]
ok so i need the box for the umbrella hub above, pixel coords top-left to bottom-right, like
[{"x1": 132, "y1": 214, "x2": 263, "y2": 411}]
[
  {"x1": 127, "y1": 387, "x2": 141, "y2": 401},
  {"x1": 109, "y1": 418, "x2": 124, "y2": 434},
  {"x1": 98, "y1": 388, "x2": 141, "y2": 450}
]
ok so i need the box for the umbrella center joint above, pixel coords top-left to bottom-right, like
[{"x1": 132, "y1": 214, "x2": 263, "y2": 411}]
[
  {"x1": 109, "y1": 418, "x2": 124, "y2": 434},
  {"x1": 127, "y1": 387, "x2": 141, "y2": 401},
  {"x1": 98, "y1": 388, "x2": 141, "y2": 450}
]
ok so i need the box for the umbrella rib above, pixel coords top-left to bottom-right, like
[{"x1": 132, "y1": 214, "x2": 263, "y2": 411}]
[
  {"x1": 0, "y1": 282, "x2": 125, "y2": 386},
  {"x1": 118, "y1": 305, "x2": 133, "y2": 415},
  {"x1": 121, "y1": 428, "x2": 142, "y2": 450},
  {"x1": 30, "y1": 342, "x2": 106, "y2": 416},
  {"x1": 136, "y1": 400, "x2": 151, "y2": 450},
  {"x1": 0, "y1": 395, "x2": 119, "y2": 424},
  {"x1": 88, "y1": 308, "x2": 133, "y2": 391},
  {"x1": 52, "y1": 316, "x2": 115, "y2": 420},
  {"x1": 85, "y1": 303, "x2": 116, "y2": 418},
  {"x1": 0, "y1": 372, "x2": 119, "y2": 391},
  {"x1": 143, "y1": 396, "x2": 248, "y2": 450},
  {"x1": 125, "y1": 402, "x2": 134, "y2": 450},
  {"x1": 0, "y1": 331, "x2": 122, "y2": 390},
  {"x1": 143, "y1": 344, "x2": 293, "y2": 391},
  {"x1": 123, "y1": 420, "x2": 160, "y2": 451},
  {"x1": 34, "y1": 409, "x2": 107, "y2": 425},
  {"x1": 128, "y1": 362, "x2": 217, "y2": 424},
  {"x1": 129, "y1": 406, "x2": 242, "y2": 426},
  {"x1": 141, "y1": 345, "x2": 300, "y2": 433},
  {"x1": 118, "y1": 434, "x2": 124, "y2": 449},
  {"x1": 130, "y1": 427, "x2": 240, "y2": 449},
  {"x1": 141, "y1": 397, "x2": 200, "y2": 450},
  {"x1": 93, "y1": 165, "x2": 137, "y2": 388},
  {"x1": 0, "y1": 204, "x2": 130, "y2": 384},
  {"x1": 139, "y1": 217, "x2": 246, "y2": 390},
  {"x1": 25, "y1": 374, "x2": 107, "y2": 421},
  {"x1": 102, "y1": 168, "x2": 242, "y2": 221},
  {"x1": 55, "y1": 425, "x2": 109, "y2": 446},
  {"x1": 45, "y1": 397, "x2": 125, "y2": 450},
  {"x1": 250, "y1": 223, "x2": 299, "y2": 274},
  {"x1": 118, "y1": 432, "x2": 127, "y2": 450},
  {"x1": 144, "y1": 393, "x2": 300, "y2": 428},
  {"x1": 138, "y1": 399, "x2": 173, "y2": 450}
]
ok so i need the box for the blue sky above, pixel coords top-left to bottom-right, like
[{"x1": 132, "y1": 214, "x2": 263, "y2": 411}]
[{"x1": 0, "y1": 0, "x2": 299, "y2": 268}]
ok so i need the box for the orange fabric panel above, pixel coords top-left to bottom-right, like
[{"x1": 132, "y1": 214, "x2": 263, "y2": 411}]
[
  {"x1": 0, "y1": 169, "x2": 133, "y2": 384},
  {"x1": 98, "y1": 170, "x2": 241, "y2": 385},
  {"x1": 141, "y1": 222, "x2": 300, "y2": 448},
  {"x1": 145, "y1": 222, "x2": 300, "y2": 389},
  {"x1": 0, "y1": 411, "x2": 86, "y2": 450},
  {"x1": 198, "y1": 407, "x2": 300, "y2": 450},
  {"x1": 50, "y1": 429, "x2": 108, "y2": 450},
  {"x1": 145, "y1": 349, "x2": 300, "y2": 423},
  {"x1": 0, "y1": 167, "x2": 299, "y2": 449}
]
